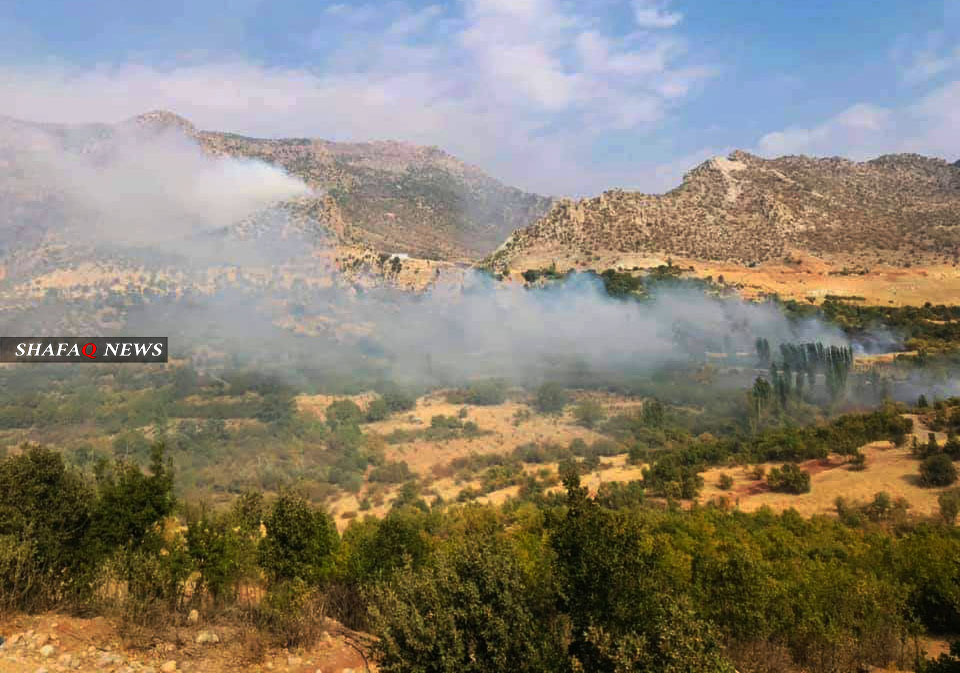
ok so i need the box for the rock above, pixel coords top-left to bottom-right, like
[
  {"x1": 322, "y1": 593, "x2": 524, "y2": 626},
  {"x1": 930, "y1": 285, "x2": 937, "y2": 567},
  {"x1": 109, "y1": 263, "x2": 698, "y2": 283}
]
[
  {"x1": 33, "y1": 667, "x2": 47, "y2": 673},
  {"x1": 195, "y1": 631, "x2": 219, "y2": 645},
  {"x1": 288, "y1": 655, "x2": 303, "y2": 666},
  {"x1": 97, "y1": 653, "x2": 123, "y2": 668},
  {"x1": 34, "y1": 633, "x2": 49, "y2": 647},
  {"x1": 9, "y1": 633, "x2": 22, "y2": 646},
  {"x1": 160, "y1": 660, "x2": 178, "y2": 673},
  {"x1": 57, "y1": 653, "x2": 72, "y2": 667},
  {"x1": 39, "y1": 644, "x2": 55, "y2": 658},
  {"x1": 187, "y1": 609, "x2": 199, "y2": 625}
]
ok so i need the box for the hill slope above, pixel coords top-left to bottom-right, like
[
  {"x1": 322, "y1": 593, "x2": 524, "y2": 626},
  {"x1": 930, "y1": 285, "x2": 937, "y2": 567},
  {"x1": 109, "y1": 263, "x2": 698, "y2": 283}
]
[
  {"x1": 143, "y1": 111, "x2": 551, "y2": 260},
  {"x1": 1, "y1": 110, "x2": 551, "y2": 262},
  {"x1": 486, "y1": 150, "x2": 960, "y2": 273}
]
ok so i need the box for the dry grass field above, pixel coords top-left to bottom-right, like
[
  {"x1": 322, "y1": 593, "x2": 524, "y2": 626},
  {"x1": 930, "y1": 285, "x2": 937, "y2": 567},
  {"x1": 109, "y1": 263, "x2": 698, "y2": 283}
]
[{"x1": 304, "y1": 389, "x2": 960, "y2": 530}]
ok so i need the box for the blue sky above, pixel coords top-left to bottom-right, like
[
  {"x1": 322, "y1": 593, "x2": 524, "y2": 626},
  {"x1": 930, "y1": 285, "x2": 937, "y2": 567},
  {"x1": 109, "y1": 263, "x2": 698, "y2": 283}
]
[{"x1": 0, "y1": 0, "x2": 957, "y2": 196}]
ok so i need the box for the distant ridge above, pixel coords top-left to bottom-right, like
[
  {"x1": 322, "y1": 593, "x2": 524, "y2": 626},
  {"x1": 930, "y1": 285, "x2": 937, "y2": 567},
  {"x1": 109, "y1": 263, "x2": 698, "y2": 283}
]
[{"x1": 486, "y1": 150, "x2": 960, "y2": 272}]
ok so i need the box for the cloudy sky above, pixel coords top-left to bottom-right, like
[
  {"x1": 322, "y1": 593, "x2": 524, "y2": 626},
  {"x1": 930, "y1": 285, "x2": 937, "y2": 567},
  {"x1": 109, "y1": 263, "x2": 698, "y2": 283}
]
[{"x1": 0, "y1": 0, "x2": 956, "y2": 196}]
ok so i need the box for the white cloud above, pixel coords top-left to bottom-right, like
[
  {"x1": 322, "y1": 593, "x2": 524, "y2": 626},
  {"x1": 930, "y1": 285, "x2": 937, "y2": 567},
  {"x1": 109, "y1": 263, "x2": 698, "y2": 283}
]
[
  {"x1": 0, "y1": 0, "x2": 710, "y2": 196},
  {"x1": 755, "y1": 82, "x2": 960, "y2": 161},
  {"x1": 632, "y1": 0, "x2": 682, "y2": 29}
]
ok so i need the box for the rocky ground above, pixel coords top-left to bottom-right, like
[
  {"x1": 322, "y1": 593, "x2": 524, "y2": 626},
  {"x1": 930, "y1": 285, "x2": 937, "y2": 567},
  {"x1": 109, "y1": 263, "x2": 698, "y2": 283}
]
[{"x1": 0, "y1": 613, "x2": 373, "y2": 673}]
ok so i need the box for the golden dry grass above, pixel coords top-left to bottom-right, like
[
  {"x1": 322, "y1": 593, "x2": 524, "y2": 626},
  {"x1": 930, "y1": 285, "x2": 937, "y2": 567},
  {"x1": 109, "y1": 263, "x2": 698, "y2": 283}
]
[{"x1": 699, "y1": 415, "x2": 956, "y2": 517}]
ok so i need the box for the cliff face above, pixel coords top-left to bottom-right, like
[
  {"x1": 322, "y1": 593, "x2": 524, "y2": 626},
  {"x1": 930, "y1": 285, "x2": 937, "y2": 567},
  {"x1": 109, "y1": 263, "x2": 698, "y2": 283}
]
[{"x1": 487, "y1": 150, "x2": 960, "y2": 272}]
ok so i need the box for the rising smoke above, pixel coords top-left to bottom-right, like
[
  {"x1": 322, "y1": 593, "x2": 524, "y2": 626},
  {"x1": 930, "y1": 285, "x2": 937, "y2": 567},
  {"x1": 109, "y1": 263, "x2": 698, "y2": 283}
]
[{"x1": 0, "y1": 115, "x2": 929, "y2": 400}]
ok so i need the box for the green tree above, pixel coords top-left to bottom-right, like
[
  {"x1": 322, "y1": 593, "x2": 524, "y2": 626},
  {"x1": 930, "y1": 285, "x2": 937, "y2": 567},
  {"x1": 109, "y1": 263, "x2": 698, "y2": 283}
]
[
  {"x1": 259, "y1": 491, "x2": 339, "y2": 586},
  {"x1": 326, "y1": 399, "x2": 365, "y2": 428},
  {"x1": 573, "y1": 399, "x2": 606, "y2": 428},
  {"x1": 0, "y1": 446, "x2": 95, "y2": 608},
  {"x1": 921, "y1": 454, "x2": 958, "y2": 488},
  {"x1": 370, "y1": 535, "x2": 565, "y2": 673},
  {"x1": 939, "y1": 489, "x2": 960, "y2": 525},
  {"x1": 365, "y1": 397, "x2": 390, "y2": 422},
  {"x1": 766, "y1": 463, "x2": 811, "y2": 494},
  {"x1": 534, "y1": 383, "x2": 567, "y2": 414}
]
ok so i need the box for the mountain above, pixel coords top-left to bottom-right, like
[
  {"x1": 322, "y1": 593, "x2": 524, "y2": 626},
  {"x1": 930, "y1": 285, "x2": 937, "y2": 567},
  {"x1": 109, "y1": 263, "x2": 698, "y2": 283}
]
[
  {"x1": 485, "y1": 150, "x2": 960, "y2": 274},
  {"x1": 140, "y1": 111, "x2": 551, "y2": 260},
  {"x1": 0, "y1": 110, "x2": 551, "y2": 263}
]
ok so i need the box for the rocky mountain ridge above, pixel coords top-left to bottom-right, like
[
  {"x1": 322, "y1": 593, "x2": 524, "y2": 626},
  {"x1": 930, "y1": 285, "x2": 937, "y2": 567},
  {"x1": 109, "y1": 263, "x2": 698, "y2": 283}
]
[{"x1": 486, "y1": 150, "x2": 960, "y2": 273}]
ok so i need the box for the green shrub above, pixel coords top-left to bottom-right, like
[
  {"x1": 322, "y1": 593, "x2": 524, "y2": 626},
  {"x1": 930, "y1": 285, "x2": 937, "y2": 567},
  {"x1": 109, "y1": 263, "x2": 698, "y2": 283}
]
[
  {"x1": 766, "y1": 463, "x2": 811, "y2": 493},
  {"x1": 259, "y1": 491, "x2": 339, "y2": 586},
  {"x1": 573, "y1": 399, "x2": 606, "y2": 428},
  {"x1": 921, "y1": 454, "x2": 959, "y2": 487},
  {"x1": 534, "y1": 382, "x2": 567, "y2": 414},
  {"x1": 326, "y1": 399, "x2": 365, "y2": 428},
  {"x1": 365, "y1": 397, "x2": 390, "y2": 422}
]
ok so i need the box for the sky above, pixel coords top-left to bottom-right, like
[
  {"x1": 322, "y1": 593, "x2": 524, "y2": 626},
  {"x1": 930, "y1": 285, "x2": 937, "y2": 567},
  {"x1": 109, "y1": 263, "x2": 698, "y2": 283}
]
[{"x1": 0, "y1": 0, "x2": 957, "y2": 196}]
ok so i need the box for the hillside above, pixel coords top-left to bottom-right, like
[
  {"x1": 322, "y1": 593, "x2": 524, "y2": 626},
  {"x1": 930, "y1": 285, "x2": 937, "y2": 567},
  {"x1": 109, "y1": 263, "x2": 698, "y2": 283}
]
[
  {"x1": 141, "y1": 111, "x2": 552, "y2": 260},
  {"x1": 0, "y1": 110, "x2": 550, "y2": 263},
  {"x1": 486, "y1": 150, "x2": 960, "y2": 274}
]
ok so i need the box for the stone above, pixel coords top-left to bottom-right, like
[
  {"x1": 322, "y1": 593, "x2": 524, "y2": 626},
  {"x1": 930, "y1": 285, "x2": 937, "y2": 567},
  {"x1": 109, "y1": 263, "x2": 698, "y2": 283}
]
[
  {"x1": 34, "y1": 633, "x2": 49, "y2": 647},
  {"x1": 160, "y1": 660, "x2": 178, "y2": 673},
  {"x1": 287, "y1": 655, "x2": 302, "y2": 666},
  {"x1": 195, "y1": 631, "x2": 219, "y2": 645},
  {"x1": 33, "y1": 667, "x2": 47, "y2": 673},
  {"x1": 97, "y1": 653, "x2": 123, "y2": 668},
  {"x1": 39, "y1": 644, "x2": 55, "y2": 658},
  {"x1": 187, "y1": 609, "x2": 199, "y2": 625},
  {"x1": 57, "y1": 653, "x2": 72, "y2": 666}
]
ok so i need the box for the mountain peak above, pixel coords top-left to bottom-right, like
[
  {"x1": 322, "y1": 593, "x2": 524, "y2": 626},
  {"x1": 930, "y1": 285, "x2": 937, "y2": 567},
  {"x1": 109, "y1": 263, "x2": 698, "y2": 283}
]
[{"x1": 128, "y1": 110, "x2": 197, "y2": 136}]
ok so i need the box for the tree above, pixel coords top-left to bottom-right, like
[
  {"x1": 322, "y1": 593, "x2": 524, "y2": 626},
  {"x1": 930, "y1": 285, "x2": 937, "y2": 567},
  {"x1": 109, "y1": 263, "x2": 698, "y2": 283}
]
[
  {"x1": 534, "y1": 383, "x2": 567, "y2": 414},
  {"x1": 573, "y1": 399, "x2": 606, "y2": 428},
  {"x1": 0, "y1": 446, "x2": 95, "y2": 608},
  {"x1": 919, "y1": 394, "x2": 930, "y2": 408},
  {"x1": 551, "y1": 472, "x2": 735, "y2": 673},
  {"x1": 766, "y1": 463, "x2": 811, "y2": 494},
  {"x1": 326, "y1": 399, "x2": 365, "y2": 428},
  {"x1": 642, "y1": 397, "x2": 665, "y2": 427},
  {"x1": 88, "y1": 443, "x2": 176, "y2": 555},
  {"x1": 920, "y1": 454, "x2": 958, "y2": 488},
  {"x1": 939, "y1": 489, "x2": 960, "y2": 525},
  {"x1": 259, "y1": 491, "x2": 339, "y2": 586},
  {"x1": 365, "y1": 397, "x2": 390, "y2": 422},
  {"x1": 718, "y1": 473, "x2": 734, "y2": 490},
  {"x1": 370, "y1": 536, "x2": 566, "y2": 673}
]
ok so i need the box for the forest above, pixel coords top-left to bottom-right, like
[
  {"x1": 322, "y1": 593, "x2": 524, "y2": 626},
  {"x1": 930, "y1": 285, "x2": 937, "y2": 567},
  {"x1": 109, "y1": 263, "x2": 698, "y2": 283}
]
[{"x1": 3, "y1": 277, "x2": 960, "y2": 672}]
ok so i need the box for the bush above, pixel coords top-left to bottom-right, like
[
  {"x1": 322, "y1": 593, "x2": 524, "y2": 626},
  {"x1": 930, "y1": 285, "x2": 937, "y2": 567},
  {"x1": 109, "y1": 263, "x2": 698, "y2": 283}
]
[
  {"x1": 535, "y1": 382, "x2": 568, "y2": 414},
  {"x1": 365, "y1": 397, "x2": 390, "y2": 422},
  {"x1": 370, "y1": 536, "x2": 566, "y2": 673},
  {"x1": 766, "y1": 463, "x2": 811, "y2": 494},
  {"x1": 383, "y1": 391, "x2": 417, "y2": 413},
  {"x1": 259, "y1": 492, "x2": 339, "y2": 586},
  {"x1": 921, "y1": 454, "x2": 959, "y2": 487},
  {"x1": 256, "y1": 578, "x2": 325, "y2": 648},
  {"x1": 0, "y1": 446, "x2": 95, "y2": 609},
  {"x1": 461, "y1": 379, "x2": 508, "y2": 406},
  {"x1": 369, "y1": 461, "x2": 413, "y2": 484},
  {"x1": 940, "y1": 488, "x2": 960, "y2": 525},
  {"x1": 326, "y1": 399, "x2": 365, "y2": 428},
  {"x1": 718, "y1": 473, "x2": 734, "y2": 490},
  {"x1": 573, "y1": 399, "x2": 606, "y2": 428}
]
